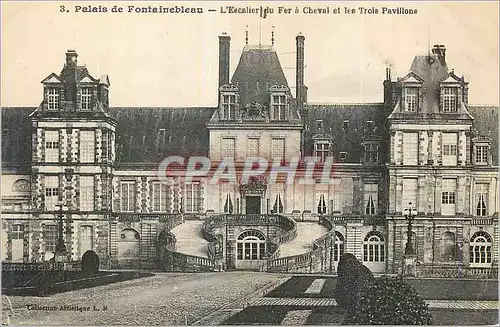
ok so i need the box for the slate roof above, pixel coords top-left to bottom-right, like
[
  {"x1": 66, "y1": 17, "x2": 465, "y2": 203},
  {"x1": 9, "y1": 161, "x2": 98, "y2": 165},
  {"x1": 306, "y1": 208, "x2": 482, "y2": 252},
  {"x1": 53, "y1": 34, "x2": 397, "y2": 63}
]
[
  {"x1": 1, "y1": 107, "x2": 34, "y2": 168},
  {"x1": 109, "y1": 107, "x2": 215, "y2": 163},
  {"x1": 304, "y1": 103, "x2": 387, "y2": 163},
  {"x1": 469, "y1": 105, "x2": 498, "y2": 165},
  {"x1": 231, "y1": 46, "x2": 290, "y2": 108}
]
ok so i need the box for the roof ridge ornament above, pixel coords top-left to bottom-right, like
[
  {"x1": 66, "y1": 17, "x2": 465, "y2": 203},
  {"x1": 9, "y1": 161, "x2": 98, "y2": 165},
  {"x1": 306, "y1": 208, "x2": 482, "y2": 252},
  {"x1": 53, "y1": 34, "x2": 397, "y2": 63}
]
[
  {"x1": 271, "y1": 25, "x2": 275, "y2": 46},
  {"x1": 245, "y1": 25, "x2": 248, "y2": 45}
]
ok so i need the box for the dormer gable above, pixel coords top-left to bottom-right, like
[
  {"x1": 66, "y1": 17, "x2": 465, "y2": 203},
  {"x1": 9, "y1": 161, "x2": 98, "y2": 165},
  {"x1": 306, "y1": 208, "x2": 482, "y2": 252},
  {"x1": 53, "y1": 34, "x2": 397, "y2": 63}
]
[
  {"x1": 400, "y1": 72, "x2": 424, "y2": 112},
  {"x1": 77, "y1": 72, "x2": 97, "y2": 84},
  {"x1": 218, "y1": 83, "x2": 239, "y2": 121},
  {"x1": 41, "y1": 73, "x2": 63, "y2": 84},
  {"x1": 269, "y1": 84, "x2": 290, "y2": 121},
  {"x1": 401, "y1": 71, "x2": 424, "y2": 84}
]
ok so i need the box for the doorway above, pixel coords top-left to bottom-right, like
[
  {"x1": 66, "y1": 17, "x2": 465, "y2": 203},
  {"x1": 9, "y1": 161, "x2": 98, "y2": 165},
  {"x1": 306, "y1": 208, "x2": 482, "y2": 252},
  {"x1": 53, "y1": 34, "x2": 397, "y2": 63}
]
[{"x1": 245, "y1": 196, "x2": 261, "y2": 214}]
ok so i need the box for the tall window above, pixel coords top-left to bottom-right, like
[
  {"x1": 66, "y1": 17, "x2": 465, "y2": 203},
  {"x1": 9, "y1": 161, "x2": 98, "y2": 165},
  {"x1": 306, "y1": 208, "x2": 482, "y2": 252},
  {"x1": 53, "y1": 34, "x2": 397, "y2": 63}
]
[
  {"x1": 121, "y1": 181, "x2": 135, "y2": 212},
  {"x1": 12, "y1": 224, "x2": 24, "y2": 240},
  {"x1": 333, "y1": 231, "x2": 345, "y2": 262},
  {"x1": 43, "y1": 225, "x2": 58, "y2": 253},
  {"x1": 47, "y1": 88, "x2": 59, "y2": 110},
  {"x1": 441, "y1": 232, "x2": 456, "y2": 261},
  {"x1": 220, "y1": 137, "x2": 235, "y2": 159},
  {"x1": 402, "y1": 178, "x2": 418, "y2": 210},
  {"x1": 79, "y1": 176, "x2": 94, "y2": 211},
  {"x1": 81, "y1": 87, "x2": 92, "y2": 110},
  {"x1": 185, "y1": 183, "x2": 200, "y2": 213},
  {"x1": 363, "y1": 231, "x2": 385, "y2": 262},
  {"x1": 469, "y1": 231, "x2": 492, "y2": 266},
  {"x1": 153, "y1": 182, "x2": 171, "y2": 212},
  {"x1": 44, "y1": 176, "x2": 59, "y2": 210},
  {"x1": 364, "y1": 183, "x2": 378, "y2": 215},
  {"x1": 247, "y1": 138, "x2": 260, "y2": 157},
  {"x1": 80, "y1": 225, "x2": 93, "y2": 253},
  {"x1": 271, "y1": 94, "x2": 286, "y2": 120},
  {"x1": 442, "y1": 133, "x2": 458, "y2": 166},
  {"x1": 237, "y1": 230, "x2": 266, "y2": 260},
  {"x1": 402, "y1": 132, "x2": 418, "y2": 165},
  {"x1": 221, "y1": 94, "x2": 236, "y2": 120},
  {"x1": 475, "y1": 145, "x2": 488, "y2": 164},
  {"x1": 80, "y1": 130, "x2": 95, "y2": 163},
  {"x1": 475, "y1": 184, "x2": 488, "y2": 216},
  {"x1": 442, "y1": 87, "x2": 458, "y2": 112},
  {"x1": 271, "y1": 138, "x2": 285, "y2": 161},
  {"x1": 441, "y1": 179, "x2": 456, "y2": 215},
  {"x1": 45, "y1": 130, "x2": 59, "y2": 162},
  {"x1": 364, "y1": 143, "x2": 379, "y2": 164},
  {"x1": 315, "y1": 142, "x2": 330, "y2": 162},
  {"x1": 404, "y1": 87, "x2": 418, "y2": 112}
]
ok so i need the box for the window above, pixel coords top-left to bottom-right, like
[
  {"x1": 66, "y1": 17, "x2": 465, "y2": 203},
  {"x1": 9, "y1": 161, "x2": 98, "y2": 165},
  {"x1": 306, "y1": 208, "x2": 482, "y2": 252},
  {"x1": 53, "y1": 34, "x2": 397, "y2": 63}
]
[
  {"x1": 342, "y1": 120, "x2": 349, "y2": 131},
  {"x1": 271, "y1": 94, "x2": 286, "y2": 120},
  {"x1": 47, "y1": 88, "x2": 59, "y2": 110},
  {"x1": 442, "y1": 133, "x2": 457, "y2": 166},
  {"x1": 316, "y1": 119, "x2": 323, "y2": 131},
  {"x1": 339, "y1": 152, "x2": 347, "y2": 161},
  {"x1": 333, "y1": 232, "x2": 345, "y2": 262},
  {"x1": 12, "y1": 224, "x2": 24, "y2": 240},
  {"x1": 185, "y1": 183, "x2": 201, "y2": 213},
  {"x1": 80, "y1": 225, "x2": 93, "y2": 253},
  {"x1": 121, "y1": 181, "x2": 135, "y2": 212},
  {"x1": 43, "y1": 225, "x2": 58, "y2": 253},
  {"x1": 221, "y1": 94, "x2": 236, "y2": 120},
  {"x1": 403, "y1": 132, "x2": 418, "y2": 165},
  {"x1": 221, "y1": 137, "x2": 235, "y2": 159},
  {"x1": 79, "y1": 176, "x2": 94, "y2": 211},
  {"x1": 271, "y1": 182, "x2": 285, "y2": 214},
  {"x1": 236, "y1": 230, "x2": 266, "y2": 260},
  {"x1": 404, "y1": 87, "x2": 419, "y2": 112},
  {"x1": 247, "y1": 138, "x2": 259, "y2": 157},
  {"x1": 469, "y1": 231, "x2": 492, "y2": 266},
  {"x1": 441, "y1": 232, "x2": 456, "y2": 261},
  {"x1": 220, "y1": 182, "x2": 234, "y2": 213},
  {"x1": 81, "y1": 87, "x2": 92, "y2": 110},
  {"x1": 402, "y1": 178, "x2": 418, "y2": 210},
  {"x1": 442, "y1": 87, "x2": 458, "y2": 112},
  {"x1": 364, "y1": 183, "x2": 378, "y2": 215},
  {"x1": 153, "y1": 182, "x2": 171, "y2": 212},
  {"x1": 315, "y1": 142, "x2": 330, "y2": 162},
  {"x1": 441, "y1": 179, "x2": 456, "y2": 215},
  {"x1": 271, "y1": 138, "x2": 285, "y2": 161},
  {"x1": 44, "y1": 176, "x2": 59, "y2": 210},
  {"x1": 45, "y1": 130, "x2": 59, "y2": 162},
  {"x1": 363, "y1": 231, "x2": 385, "y2": 262},
  {"x1": 475, "y1": 184, "x2": 488, "y2": 216},
  {"x1": 364, "y1": 143, "x2": 379, "y2": 164},
  {"x1": 475, "y1": 146, "x2": 488, "y2": 164},
  {"x1": 80, "y1": 131, "x2": 95, "y2": 163}
]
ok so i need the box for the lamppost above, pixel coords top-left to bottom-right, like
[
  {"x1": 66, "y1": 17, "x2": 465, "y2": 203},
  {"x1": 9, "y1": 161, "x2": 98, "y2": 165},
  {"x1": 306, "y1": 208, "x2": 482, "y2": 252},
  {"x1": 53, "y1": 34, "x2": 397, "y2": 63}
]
[
  {"x1": 403, "y1": 201, "x2": 418, "y2": 276},
  {"x1": 54, "y1": 201, "x2": 69, "y2": 264}
]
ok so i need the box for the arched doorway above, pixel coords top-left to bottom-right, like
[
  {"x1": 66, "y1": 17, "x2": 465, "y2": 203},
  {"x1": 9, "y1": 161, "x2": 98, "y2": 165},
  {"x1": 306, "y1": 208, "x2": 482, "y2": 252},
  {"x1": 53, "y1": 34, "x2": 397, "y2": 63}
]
[
  {"x1": 469, "y1": 231, "x2": 492, "y2": 267},
  {"x1": 235, "y1": 230, "x2": 266, "y2": 270},
  {"x1": 363, "y1": 231, "x2": 386, "y2": 273},
  {"x1": 117, "y1": 228, "x2": 140, "y2": 268}
]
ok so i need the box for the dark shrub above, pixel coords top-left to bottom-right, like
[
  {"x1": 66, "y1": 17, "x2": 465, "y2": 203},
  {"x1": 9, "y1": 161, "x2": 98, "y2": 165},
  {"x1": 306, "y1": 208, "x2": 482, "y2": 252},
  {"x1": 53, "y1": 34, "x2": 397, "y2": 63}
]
[
  {"x1": 336, "y1": 253, "x2": 374, "y2": 309},
  {"x1": 345, "y1": 276, "x2": 432, "y2": 325},
  {"x1": 81, "y1": 250, "x2": 100, "y2": 274}
]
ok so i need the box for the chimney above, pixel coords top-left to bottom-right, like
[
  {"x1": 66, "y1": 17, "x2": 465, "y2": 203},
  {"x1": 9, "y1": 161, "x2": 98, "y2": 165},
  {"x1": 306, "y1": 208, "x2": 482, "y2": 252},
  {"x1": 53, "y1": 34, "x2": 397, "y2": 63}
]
[
  {"x1": 65, "y1": 50, "x2": 78, "y2": 102},
  {"x1": 431, "y1": 44, "x2": 446, "y2": 63},
  {"x1": 218, "y1": 34, "x2": 231, "y2": 87},
  {"x1": 296, "y1": 34, "x2": 305, "y2": 113}
]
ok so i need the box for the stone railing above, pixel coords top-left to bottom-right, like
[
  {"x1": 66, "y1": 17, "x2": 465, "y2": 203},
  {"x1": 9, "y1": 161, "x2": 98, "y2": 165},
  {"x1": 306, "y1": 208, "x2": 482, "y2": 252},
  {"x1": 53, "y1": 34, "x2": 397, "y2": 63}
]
[
  {"x1": 471, "y1": 217, "x2": 494, "y2": 225},
  {"x1": 418, "y1": 264, "x2": 498, "y2": 279},
  {"x1": 2, "y1": 261, "x2": 82, "y2": 271},
  {"x1": 160, "y1": 249, "x2": 219, "y2": 272},
  {"x1": 325, "y1": 214, "x2": 385, "y2": 226},
  {"x1": 267, "y1": 216, "x2": 335, "y2": 273}
]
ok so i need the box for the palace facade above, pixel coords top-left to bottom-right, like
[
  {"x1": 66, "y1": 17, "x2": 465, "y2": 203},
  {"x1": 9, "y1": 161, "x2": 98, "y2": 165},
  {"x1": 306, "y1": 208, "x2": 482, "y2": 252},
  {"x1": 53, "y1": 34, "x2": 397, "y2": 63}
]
[{"x1": 1, "y1": 32, "x2": 498, "y2": 275}]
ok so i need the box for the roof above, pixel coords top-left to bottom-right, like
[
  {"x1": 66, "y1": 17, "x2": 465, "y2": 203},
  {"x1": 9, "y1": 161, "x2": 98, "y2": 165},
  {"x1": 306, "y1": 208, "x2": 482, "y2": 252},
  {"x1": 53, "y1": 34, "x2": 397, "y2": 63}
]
[
  {"x1": 1, "y1": 107, "x2": 34, "y2": 167},
  {"x1": 231, "y1": 46, "x2": 290, "y2": 107},
  {"x1": 59, "y1": 65, "x2": 89, "y2": 83},
  {"x1": 468, "y1": 105, "x2": 498, "y2": 165},
  {"x1": 303, "y1": 103, "x2": 387, "y2": 163},
  {"x1": 109, "y1": 107, "x2": 215, "y2": 163}
]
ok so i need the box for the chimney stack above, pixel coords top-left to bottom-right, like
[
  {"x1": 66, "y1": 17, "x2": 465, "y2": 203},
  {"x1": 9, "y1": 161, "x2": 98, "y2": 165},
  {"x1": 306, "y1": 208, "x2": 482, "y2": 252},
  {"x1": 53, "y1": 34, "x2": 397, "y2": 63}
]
[
  {"x1": 296, "y1": 34, "x2": 305, "y2": 113},
  {"x1": 218, "y1": 34, "x2": 231, "y2": 87},
  {"x1": 431, "y1": 44, "x2": 446, "y2": 63},
  {"x1": 65, "y1": 50, "x2": 78, "y2": 102}
]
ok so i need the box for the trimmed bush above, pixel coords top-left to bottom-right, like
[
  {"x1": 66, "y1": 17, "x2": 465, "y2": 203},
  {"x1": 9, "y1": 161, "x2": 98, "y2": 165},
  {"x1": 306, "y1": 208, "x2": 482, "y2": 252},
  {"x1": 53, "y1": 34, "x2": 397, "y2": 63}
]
[
  {"x1": 81, "y1": 250, "x2": 100, "y2": 274},
  {"x1": 346, "y1": 276, "x2": 433, "y2": 325},
  {"x1": 336, "y1": 253, "x2": 375, "y2": 309}
]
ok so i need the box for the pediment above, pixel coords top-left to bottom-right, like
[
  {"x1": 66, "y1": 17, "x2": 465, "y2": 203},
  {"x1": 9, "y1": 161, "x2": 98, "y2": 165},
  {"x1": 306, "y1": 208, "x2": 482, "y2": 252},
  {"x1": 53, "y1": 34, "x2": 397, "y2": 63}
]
[
  {"x1": 77, "y1": 73, "x2": 97, "y2": 83},
  {"x1": 219, "y1": 83, "x2": 239, "y2": 92},
  {"x1": 41, "y1": 73, "x2": 62, "y2": 84},
  {"x1": 269, "y1": 84, "x2": 290, "y2": 92},
  {"x1": 440, "y1": 72, "x2": 462, "y2": 84},
  {"x1": 401, "y1": 71, "x2": 424, "y2": 84}
]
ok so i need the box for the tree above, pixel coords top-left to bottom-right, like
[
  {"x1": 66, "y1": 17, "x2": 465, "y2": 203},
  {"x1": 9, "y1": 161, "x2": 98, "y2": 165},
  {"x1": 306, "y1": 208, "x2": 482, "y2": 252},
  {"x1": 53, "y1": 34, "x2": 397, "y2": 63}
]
[{"x1": 336, "y1": 253, "x2": 375, "y2": 309}]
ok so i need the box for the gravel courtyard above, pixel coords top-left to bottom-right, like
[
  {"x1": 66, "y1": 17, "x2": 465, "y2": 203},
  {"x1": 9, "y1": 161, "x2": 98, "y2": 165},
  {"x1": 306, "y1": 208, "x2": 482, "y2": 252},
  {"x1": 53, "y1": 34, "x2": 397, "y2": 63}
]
[{"x1": 5, "y1": 272, "x2": 284, "y2": 326}]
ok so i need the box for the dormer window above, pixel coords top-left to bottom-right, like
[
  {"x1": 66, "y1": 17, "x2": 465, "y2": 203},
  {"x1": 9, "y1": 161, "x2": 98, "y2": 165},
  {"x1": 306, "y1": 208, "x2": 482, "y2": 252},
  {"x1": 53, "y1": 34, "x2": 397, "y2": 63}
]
[
  {"x1": 472, "y1": 136, "x2": 491, "y2": 166},
  {"x1": 315, "y1": 141, "x2": 331, "y2": 162},
  {"x1": 442, "y1": 87, "x2": 458, "y2": 112},
  {"x1": 47, "y1": 88, "x2": 59, "y2": 110},
  {"x1": 364, "y1": 142, "x2": 379, "y2": 164},
  {"x1": 271, "y1": 94, "x2": 287, "y2": 120},
  {"x1": 404, "y1": 87, "x2": 419, "y2": 112},
  {"x1": 81, "y1": 87, "x2": 92, "y2": 110},
  {"x1": 475, "y1": 146, "x2": 488, "y2": 164},
  {"x1": 221, "y1": 94, "x2": 236, "y2": 120}
]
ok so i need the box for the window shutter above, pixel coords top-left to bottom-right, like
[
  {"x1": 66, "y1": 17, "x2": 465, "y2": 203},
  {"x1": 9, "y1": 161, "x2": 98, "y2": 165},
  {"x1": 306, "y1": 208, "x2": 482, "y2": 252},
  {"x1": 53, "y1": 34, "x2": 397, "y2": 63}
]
[
  {"x1": 440, "y1": 86, "x2": 444, "y2": 112},
  {"x1": 418, "y1": 86, "x2": 423, "y2": 111},
  {"x1": 402, "y1": 87, "x2": 406, "y2": 110}
]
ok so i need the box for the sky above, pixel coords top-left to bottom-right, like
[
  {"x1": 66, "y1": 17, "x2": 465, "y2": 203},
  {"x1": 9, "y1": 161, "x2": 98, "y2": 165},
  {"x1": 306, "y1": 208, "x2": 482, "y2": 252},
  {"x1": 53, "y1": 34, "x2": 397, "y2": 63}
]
[{"x1": 1, "y1": 1, "x2": 499, "y2": 107}]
